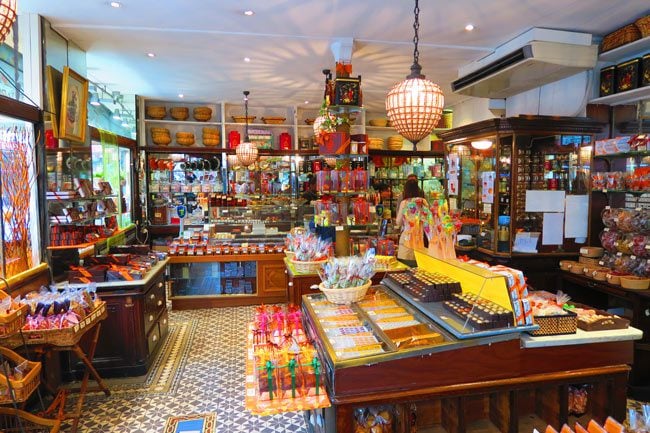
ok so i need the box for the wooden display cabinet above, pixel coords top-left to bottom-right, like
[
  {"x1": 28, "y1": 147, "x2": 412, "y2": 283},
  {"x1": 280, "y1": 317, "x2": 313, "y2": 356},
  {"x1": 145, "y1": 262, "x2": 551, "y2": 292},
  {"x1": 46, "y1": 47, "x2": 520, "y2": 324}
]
[{"x1": 63, "y1": 259, "x2": 169, "y2": 378}]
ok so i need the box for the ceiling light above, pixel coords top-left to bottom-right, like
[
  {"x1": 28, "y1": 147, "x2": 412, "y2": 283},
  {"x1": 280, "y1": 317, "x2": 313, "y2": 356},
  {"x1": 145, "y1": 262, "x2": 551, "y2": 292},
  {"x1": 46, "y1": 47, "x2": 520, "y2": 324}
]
[
  {"x1": 236, "y1": 90, "x2": 258, "y2": 168},
  {"x1": 178, "y1": 93, "x2": 184, "y2": 98},
  {"x1": 244, "y1": 57, "x2": 251, "y2": 63},
  {"x1": 465, "y1": 24, "x2": 475, "y2": 31},
  {"x1": 0, "y1": 0, "x2": 17, "y2": 45},
  {"x1": 110, "y1": 1, "x2": 122, "y2": 8},
  {"x1": 243, "y1": 10, "x2": 254, "y2": 16},
  {"x1": 112, "y1": 109, "x2": 121, "y2": 120},
  {"x1": 304, "y1": 100, "x2": 309, "y2": 104},
  {"x1": 89, "y1": 92, "x2": 101, "y2": 106},
  {"x1": 147, "y1": 52, "x2": 155, "y2": 58},
  {"x1": 471, "y1": 140, "x2": 493, "y2": 150},
  {"x1": 386, "y1": 0, "x2": 444, "y2": 145}
]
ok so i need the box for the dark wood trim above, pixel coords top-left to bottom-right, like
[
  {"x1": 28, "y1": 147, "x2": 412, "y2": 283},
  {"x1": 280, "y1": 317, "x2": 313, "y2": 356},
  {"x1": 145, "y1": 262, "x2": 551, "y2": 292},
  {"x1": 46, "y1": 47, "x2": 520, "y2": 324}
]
[
  {"x1": 368, "y1": 149, "x2": 444, "y2": 158},
  {"x1": 168, "y1": 253, "x2": 285, "y2": 264},
  {"x1": 0, "y1": 95, "x2": 40, "y2": 123},
  {"x1": 89, "y1": 126, "x2": 136, "y2": 149},
  {"x1": 438, "y1": 116, "x2": 604, "y2": 142},
  {"x1": 170, "y1": 294, "x2": 287, "y2": 309}
]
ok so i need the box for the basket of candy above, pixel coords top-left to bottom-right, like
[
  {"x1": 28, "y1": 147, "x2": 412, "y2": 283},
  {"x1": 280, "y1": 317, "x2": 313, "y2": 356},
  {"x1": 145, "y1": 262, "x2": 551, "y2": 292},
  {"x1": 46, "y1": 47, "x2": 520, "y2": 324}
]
[
  {"x1": 10, "y1": 287, "x2": 107, "y2": 347},
  {"x1": 526, "y1": 290, "x2": 577, "y2": 336},
  {"x1": 318, "y1": 251, "x2": 376, "y2": 305},
  {"x1": 0, "y1": 291, "x2": 28, "y2": 338},
  {"x1": 290, "y1": 233, "x2": 331, "y2": 274},
  {"x1": 0, "y1": 346, "x2": 41, "y2": 404}
]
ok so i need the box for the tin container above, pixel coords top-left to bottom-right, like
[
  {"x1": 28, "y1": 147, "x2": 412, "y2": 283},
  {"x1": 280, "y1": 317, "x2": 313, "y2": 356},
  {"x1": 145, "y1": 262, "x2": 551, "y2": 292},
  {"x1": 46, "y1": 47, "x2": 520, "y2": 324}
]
[
  {"x1": 599, "y1": 65, "x2": 616, "y2": 96},
  {"x1": 616, "y1": 58, "x2": 640, "y2": 93},
  {"x1": 642, "y1": 54, "x2": 650, "y2": 87}
]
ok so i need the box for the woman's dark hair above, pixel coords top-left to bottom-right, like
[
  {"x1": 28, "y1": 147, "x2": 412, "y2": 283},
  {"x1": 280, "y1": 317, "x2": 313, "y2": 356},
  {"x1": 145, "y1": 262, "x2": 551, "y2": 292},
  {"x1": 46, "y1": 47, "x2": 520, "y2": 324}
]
[{"x1": 403, "y1": 179, "x2": 421, "y2": 199}]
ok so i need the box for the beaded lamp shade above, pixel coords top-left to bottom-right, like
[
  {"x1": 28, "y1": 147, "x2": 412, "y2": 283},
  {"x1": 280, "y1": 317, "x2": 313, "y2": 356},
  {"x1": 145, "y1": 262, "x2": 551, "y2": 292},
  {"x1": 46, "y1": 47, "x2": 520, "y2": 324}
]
[
  {"x1": 385, "y1": 0, "x2": 444, "y2": 144},
  {"x1": 0, "y1": 0, "x2": 17, "y2": 44},
  {"x1": 236, "y1": 90, "x2": 259, "y2": 168},
  {"x1": 386, "y1": 78, "x2": 444, "y2": 143},
  {"x1": 236, "y1": 141, "x2": 258, "y2": 168}
]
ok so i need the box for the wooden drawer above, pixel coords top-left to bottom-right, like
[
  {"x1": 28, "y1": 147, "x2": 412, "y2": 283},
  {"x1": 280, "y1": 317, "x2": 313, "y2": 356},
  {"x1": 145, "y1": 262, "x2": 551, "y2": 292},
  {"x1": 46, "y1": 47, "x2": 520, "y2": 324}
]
[
  {"x1": 146, "y1": 321, "x2": 161, "y2": 355},
  {"x1": 145, "y1": 276, "x2": 166, "y2": 314},
  {"x1": 159, "y1": 309, "x2": 169, "y2": 341}
]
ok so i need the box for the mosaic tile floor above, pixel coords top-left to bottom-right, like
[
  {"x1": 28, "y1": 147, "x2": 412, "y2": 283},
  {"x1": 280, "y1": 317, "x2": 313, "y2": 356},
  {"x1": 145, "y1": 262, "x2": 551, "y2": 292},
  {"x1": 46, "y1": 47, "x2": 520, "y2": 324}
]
[{"x1": 69, "y1": 306, "x2": 309, "y2": 433}]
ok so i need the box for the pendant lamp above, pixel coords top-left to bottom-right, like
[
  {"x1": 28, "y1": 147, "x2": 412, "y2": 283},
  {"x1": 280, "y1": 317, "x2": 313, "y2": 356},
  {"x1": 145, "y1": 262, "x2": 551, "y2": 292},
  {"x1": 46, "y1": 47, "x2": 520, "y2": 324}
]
[
  {"x1": 0, "y1": 0, "x2": 17, "y2": 44},
  {"x1": 236, "y1": 90, "x2": 258, "y2": 168},
  {"x1": 385, "y1": 0, "x2": 444, "y2": 144}
]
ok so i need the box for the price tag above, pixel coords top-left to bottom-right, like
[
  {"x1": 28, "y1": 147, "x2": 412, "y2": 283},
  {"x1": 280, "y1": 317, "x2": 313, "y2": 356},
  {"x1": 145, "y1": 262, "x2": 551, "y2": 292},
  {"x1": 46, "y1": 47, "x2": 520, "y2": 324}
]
[
  {"x1": 603, "y1": 189, "x2": 608, "y2": 193},
  {"x1": 617, "y1": 252, "x2": 623, "y2": 257},
  {"x1": 632, "y1": 255, "x2": 637, "y2": 260},
  {"x1": 599, "y1": 261, "x2": 604, "y2": 266},
  {"x1": 604, "y1": 228, "x2": 610, "y2": 232},
  {"x1": 605, "y1": 205, "x2": 611, "y2": 209},
  {"x1": 335, "y1": 225, "x2": 344, "y2": 231},
  {"x1": 636, "y1": 207, "x2": 642, "y2": 211}
]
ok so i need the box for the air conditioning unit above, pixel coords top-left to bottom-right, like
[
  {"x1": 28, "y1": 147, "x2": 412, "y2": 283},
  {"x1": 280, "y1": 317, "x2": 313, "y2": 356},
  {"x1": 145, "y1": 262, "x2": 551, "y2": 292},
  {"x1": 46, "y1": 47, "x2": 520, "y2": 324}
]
[{"x1": 452, "y1": 28, "x2": 598, "y2": 98}]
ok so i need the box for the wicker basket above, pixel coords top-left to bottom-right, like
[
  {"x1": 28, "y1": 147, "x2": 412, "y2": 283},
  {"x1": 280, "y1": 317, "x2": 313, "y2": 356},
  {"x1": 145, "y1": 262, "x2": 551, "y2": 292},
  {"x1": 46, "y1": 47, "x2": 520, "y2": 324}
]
[
  {"x1": 284, "y1": 250, "x2": 295, "y2": 260},
  {"x1": 0, "y1": 292, "x2": 27, "y2": 338},
  {"x1": 9, "y1": 301, "x2": 107, "y2": 347},
  {"x1": 170, "y1": 107, "x2": 189, "y2": 121},
  {"x1": 232, "y1": 115, "x2": 256, "y2": 124},
  {"x1": 528, "y1": 310, "x2": 577, "y2": 336},
  {"x1": 202, "y1": 138, "x2": 220, "y2": 147},
  {"x1": 146, "y1": 105, "x2": 166, "y2": 120},
  {"x1": 636, "y1": 15, "x2": 650, "y2": 37},
  {"x1": 290, "y1": 257, "x2": 326, "y2": 274},
  {"x1": 601, "y1": 23, "x2": 642, "y2": 52},
  {"x1": 0, "y1": 408, "x2": 60, "y2": 433},
  {"x1": 261, "y1": 117, "x2": 286, "y2": 125},
  {"x1": 319, "y1": 280, "x2": 371, "y2": 305},
  {"x1": 202, "y1": 127, "x2": 219, "y2": 136},
  {"x1": 0, "y1": 346, "x2": 41, "y2": 404},
  {"x1": 193, "y1": 106, "x2": 212, "y2": 122}
]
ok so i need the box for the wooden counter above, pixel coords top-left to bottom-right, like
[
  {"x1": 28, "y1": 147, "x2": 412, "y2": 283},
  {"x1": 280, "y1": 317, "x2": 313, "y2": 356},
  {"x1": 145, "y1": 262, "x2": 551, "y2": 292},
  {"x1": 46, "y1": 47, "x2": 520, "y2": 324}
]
[
  {"x1": 285, "y1": 257, "x2": 408, "y2": 306},
  {"x1": 63, "y1": 259, "x2": 169, "y2": 378},
  {"x1": 558, "y1": 269, "x2": 650, "y2": 401},
  {"x1": 169, "y1": 253, "x2": 287, "y2": 309},
  {"x1": 302, "y1": 285, "x2": 639, "y2": 433}
]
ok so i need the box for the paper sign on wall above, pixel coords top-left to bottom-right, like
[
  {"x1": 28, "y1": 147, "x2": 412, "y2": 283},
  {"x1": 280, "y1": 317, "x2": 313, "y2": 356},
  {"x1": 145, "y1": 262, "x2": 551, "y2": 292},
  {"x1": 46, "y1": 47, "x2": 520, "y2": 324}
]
[
  {"x1": 525, "y1": 190, "x2": 565, "y2": 212},
  {"x1": 542, "y1": 212, "x2": 564, "y2": 245},
  {"x1": 564, "y1": 195, "x2": 589, "y2": 239},
  {"x1": 481, "y1": 171, "x2": 495, "y2": 204}
]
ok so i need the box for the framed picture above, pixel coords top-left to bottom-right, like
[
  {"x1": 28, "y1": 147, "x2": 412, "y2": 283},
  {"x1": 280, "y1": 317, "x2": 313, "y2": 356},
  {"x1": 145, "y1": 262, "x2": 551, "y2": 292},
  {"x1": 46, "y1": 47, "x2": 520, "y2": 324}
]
[
  {"x1": 59, "y1": 66, "x2": 89, "y2": 143},
  {"x1": 45, "y1": 65, "x2": 63, "y2": 138}
]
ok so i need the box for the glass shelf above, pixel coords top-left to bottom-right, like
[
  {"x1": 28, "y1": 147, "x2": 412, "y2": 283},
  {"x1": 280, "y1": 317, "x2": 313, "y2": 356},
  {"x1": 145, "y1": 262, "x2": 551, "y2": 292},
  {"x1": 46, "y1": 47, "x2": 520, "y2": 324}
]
[
  {"x1": 593, "y1": 189, "x2": 650, "y2": 195},
  {"x1": 593, "y1": 151, "x2": 650, "y2": 159}
]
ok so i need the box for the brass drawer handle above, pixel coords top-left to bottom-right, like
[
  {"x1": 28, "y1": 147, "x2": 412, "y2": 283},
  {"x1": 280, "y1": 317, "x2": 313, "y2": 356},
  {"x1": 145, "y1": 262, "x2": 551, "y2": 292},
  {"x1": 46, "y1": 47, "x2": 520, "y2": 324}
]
[
  {"x1": 158, "y1": 282, "x2": 163, "y2": 288},
  {"x1": 152, "y1": 334, "x2": 157, "y2": 342},
  {"x1": 150, "y1": 294, "x2": 155, "y2": 300},
  {"x1": 157, "y1": 300, "x2": 163, "y2": 307},
  {"x1": 149, "y1": 314, "x2": 154, "y2": 322}
]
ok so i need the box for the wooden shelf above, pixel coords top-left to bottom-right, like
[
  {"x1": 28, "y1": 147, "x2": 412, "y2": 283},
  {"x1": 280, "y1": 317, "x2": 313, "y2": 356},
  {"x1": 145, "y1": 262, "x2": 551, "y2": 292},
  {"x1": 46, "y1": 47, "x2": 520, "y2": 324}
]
[
  {"x1": 224, "y1": 122, "x2": 295, "y2": 128},
  {"x1": 140, "y1": 146, "x2": 318, "y2": 156},
  {"x1": 368, "y1": 149, "x2": 444, "y2": 157},
  {"x1": 593, "y1": 189, "x2": 650, "y2": 195},
  {"x1": 144, "y1": 119, "x2": 221, "y2": 126},
  {"x1": 45, "y1": 146, "x2": 92, "y2": 154},
  {"x1": 593, "y1": 150, "x2": 650, "y2": 158},
  {"x1": 589, "y1": 86, "x2": 650, "y2": 106},
  {"x1": 46, "y1": 227, "x2": 128, "y2": 250},
  {"x1": 598, "y1": 36, "x2": 650, "y2": 62}
]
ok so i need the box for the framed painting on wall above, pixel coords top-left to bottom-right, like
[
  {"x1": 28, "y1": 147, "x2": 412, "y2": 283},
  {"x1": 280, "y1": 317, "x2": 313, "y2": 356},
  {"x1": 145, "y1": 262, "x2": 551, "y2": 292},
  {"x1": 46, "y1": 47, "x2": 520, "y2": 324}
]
[
  {"x1": 59, "y1": 66, "x2": 88, "y2": 143},
  {"x1": 45, "y1": 65, "x2": 63, "y2": 138}
]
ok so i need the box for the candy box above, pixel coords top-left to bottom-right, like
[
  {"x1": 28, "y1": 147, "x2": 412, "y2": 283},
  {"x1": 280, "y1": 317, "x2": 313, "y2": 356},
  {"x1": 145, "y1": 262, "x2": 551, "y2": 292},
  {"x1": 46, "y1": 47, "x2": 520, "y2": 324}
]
[
  {"x1": 109, "y1": 244, "x2": 150, "y2": 255},
  {"x1": 68, "y1": 265, "x2": 108, "y2": 283},
  {"x1": 106, "y1": 267, "x2": 144, "y2": 281},
  {"x1": 86, "y1": 254, "x2": 131, "y2": 266}
]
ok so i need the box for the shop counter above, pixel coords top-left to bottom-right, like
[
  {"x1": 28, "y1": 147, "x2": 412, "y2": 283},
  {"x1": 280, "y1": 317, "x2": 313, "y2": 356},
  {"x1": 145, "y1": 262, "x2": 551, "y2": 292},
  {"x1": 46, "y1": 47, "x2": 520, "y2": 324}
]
[
  {"x1": 168, "y1": 253, "x2": 287, "y2": 309},
  {"x1": 285, "y1": 257, "x2": 408, "y2": 306},
  {"x1": 63, "y1": 258, "x2": 169, "y2": 378},
  {"x1": 300, "y1": 255, "x2": 639, "y2": 433}
]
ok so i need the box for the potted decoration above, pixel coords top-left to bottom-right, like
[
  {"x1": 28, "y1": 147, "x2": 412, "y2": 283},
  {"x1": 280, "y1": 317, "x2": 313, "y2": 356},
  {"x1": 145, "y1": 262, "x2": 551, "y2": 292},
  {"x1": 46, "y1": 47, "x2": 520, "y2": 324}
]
[
  {"x1": 290, "y1": 233, "x2": 331, "y2": 274},
  {"x1": 318, "y1": 251, "x2": 376, "y2": 304}
]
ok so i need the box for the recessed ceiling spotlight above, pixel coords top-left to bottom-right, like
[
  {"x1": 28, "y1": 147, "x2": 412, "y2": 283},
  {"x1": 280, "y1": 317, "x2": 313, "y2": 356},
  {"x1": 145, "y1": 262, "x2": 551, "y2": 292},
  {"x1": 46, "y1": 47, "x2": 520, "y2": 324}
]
[
  {"x1": 244, "y1": 57, "x2": 251, "y2": 63},
  {"x1": 147, "y1": 52, "x2": 155, "y2": 58},
  {"x1": 465, "y1": 23, "x2": 475, "y2": 31},
  {"x1": 244, "y1": 10, "x2": 254, "y2": 16},
  {"x1": 178, "y1": 93, "x2": 184, "y2": 98},
  {"x1": 110, "y1": 1, "x2": 122, "y2": 8},
  {"x1": 304, "y1": 100, "x2": 309, "y2": 104}
]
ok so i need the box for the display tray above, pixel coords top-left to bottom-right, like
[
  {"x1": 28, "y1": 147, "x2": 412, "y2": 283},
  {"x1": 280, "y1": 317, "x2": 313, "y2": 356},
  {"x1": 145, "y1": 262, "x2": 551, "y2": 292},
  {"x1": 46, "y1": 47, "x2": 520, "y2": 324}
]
[{"x1": 384, "y1": 281, "x2": 538, "y2": 340}]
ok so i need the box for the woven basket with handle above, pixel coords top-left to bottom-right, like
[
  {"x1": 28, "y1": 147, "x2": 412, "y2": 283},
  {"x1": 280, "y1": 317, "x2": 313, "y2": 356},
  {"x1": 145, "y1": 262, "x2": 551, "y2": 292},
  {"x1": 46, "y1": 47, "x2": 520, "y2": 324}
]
[
  {"x1": 319, "y1": 280, "x2": 371, "y2": 305},
  {"x1": 601, "y1": 23, "x2": 641, "y2": 52},
  {"x1": 636, "y1": 15, "x2": 650, "y2": 37}
]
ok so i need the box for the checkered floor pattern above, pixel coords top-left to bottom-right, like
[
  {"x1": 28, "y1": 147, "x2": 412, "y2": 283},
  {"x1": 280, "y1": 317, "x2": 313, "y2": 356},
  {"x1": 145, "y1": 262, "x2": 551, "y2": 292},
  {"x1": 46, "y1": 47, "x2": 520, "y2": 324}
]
[{"x1": 73, "y1": 306, "x2": 308, "y2": 433}]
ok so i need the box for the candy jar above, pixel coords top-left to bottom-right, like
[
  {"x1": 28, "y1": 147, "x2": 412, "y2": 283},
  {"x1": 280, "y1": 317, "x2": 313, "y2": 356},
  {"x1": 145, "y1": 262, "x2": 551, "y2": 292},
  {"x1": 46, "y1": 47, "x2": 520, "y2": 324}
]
[
  {"x1": 617, "y1": 233, "x2": 634, "y2": 254},
  {"x1": 591, "y1": 172, "x2": 605, "y2": 190},
  {"x1": 599, "y1": 229, "x2": 620, "y2": 253},
  {"x1": 617, "y1": 209, "x2": 635, "y2": 232}
]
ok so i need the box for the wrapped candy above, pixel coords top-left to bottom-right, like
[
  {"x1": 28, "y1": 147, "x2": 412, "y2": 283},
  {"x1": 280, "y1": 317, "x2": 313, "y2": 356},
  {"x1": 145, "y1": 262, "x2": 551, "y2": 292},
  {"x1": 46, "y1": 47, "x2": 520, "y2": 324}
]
[
  {"x1": 318, "y1": 250, "x2": 376, "y2": 289},
  {"x1": 599, "y1": 229, "x2": 620, "y2": 253},
  {"x1": 20, "y1": 285, "x2": 99, "y2": 331}
]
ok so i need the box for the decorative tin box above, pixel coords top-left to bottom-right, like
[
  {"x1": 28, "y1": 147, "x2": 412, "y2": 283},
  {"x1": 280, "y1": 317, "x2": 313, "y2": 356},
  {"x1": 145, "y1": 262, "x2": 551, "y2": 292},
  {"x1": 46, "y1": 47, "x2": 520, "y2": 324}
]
[
  {"x1": 333, "y1": 77, "x2": 361, "y2": 106},
  {"x1": 642, "y1": 53, "x2": 650, "y2": 87},
  {"x1": 599, "y1": 66, "x2": 616, "y2": 96},
  {"x1": 615, "y1": 58, "x2": 640, "y2": 93}
]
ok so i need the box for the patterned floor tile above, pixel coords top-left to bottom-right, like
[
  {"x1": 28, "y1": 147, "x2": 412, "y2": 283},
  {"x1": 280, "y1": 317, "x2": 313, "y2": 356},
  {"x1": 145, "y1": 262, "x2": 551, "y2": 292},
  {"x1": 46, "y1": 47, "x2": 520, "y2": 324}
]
[{"x1": 68, "y1": 305, "x2": 307, "y2": 433}]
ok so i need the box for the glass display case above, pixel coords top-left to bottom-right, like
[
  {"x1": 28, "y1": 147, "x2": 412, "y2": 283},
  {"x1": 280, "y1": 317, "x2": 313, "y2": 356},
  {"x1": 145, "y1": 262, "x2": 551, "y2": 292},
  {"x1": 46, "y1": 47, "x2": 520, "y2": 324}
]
[
  {"x1": 440, "y1": 117, "x2": 602, "y2": 257},
  {"x1": 91, "y1": 139, "x2": 134, "y2": 229}
]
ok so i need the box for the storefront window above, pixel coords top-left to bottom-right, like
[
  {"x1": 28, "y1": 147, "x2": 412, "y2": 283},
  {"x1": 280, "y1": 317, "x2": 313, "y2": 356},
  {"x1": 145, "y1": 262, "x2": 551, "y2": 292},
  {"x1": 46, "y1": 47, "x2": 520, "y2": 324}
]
[
  {"x1": 0, "y1": 21, "x2": 24, "y2": 102},
  {"x1": 0, "y1": 115, "x2": 39, "y2": 278}
]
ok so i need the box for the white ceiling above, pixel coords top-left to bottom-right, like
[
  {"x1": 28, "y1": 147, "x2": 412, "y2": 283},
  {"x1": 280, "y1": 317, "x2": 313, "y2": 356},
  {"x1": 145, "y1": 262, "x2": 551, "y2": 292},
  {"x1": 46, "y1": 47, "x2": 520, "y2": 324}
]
[{"x1": 18, "y1": 0, "x2": 650, "y2": 112}]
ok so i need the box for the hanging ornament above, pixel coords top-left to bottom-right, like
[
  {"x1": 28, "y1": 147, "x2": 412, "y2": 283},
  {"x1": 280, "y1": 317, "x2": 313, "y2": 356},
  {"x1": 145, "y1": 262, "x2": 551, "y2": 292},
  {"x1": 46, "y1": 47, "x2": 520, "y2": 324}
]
[
  {"x1": 385, "y1": 0, "x2": 444, "y2": 144},
  {"x1": 0, "y1": 0, "x2": 17, "y2": 45}
]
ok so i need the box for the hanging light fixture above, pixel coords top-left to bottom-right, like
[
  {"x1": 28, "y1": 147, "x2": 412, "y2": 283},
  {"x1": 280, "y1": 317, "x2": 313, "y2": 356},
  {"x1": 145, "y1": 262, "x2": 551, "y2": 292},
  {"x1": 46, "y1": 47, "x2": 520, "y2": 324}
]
[
  {"x1": 226, "y1": 154, "x2": 239, "y2": 169},
  {"x1": 471, "y1": 140, "x2": 493, "y2": 150},
  {"x1": 385, "y1": 0, "x2": 444, "y2": 145},
  {"x1": 236, "y1": 90, "x2": 258, "y2": 168},
  {"x1": 0, "y1": 0, "x2": 16, "y2": 45}
]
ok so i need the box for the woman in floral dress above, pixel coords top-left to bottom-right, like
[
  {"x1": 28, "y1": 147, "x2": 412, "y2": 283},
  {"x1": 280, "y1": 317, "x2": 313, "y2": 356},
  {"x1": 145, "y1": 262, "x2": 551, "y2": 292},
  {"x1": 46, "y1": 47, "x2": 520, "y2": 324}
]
[{"x1": 395, "y1": 179, "x2": 431, "y2": 267}]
